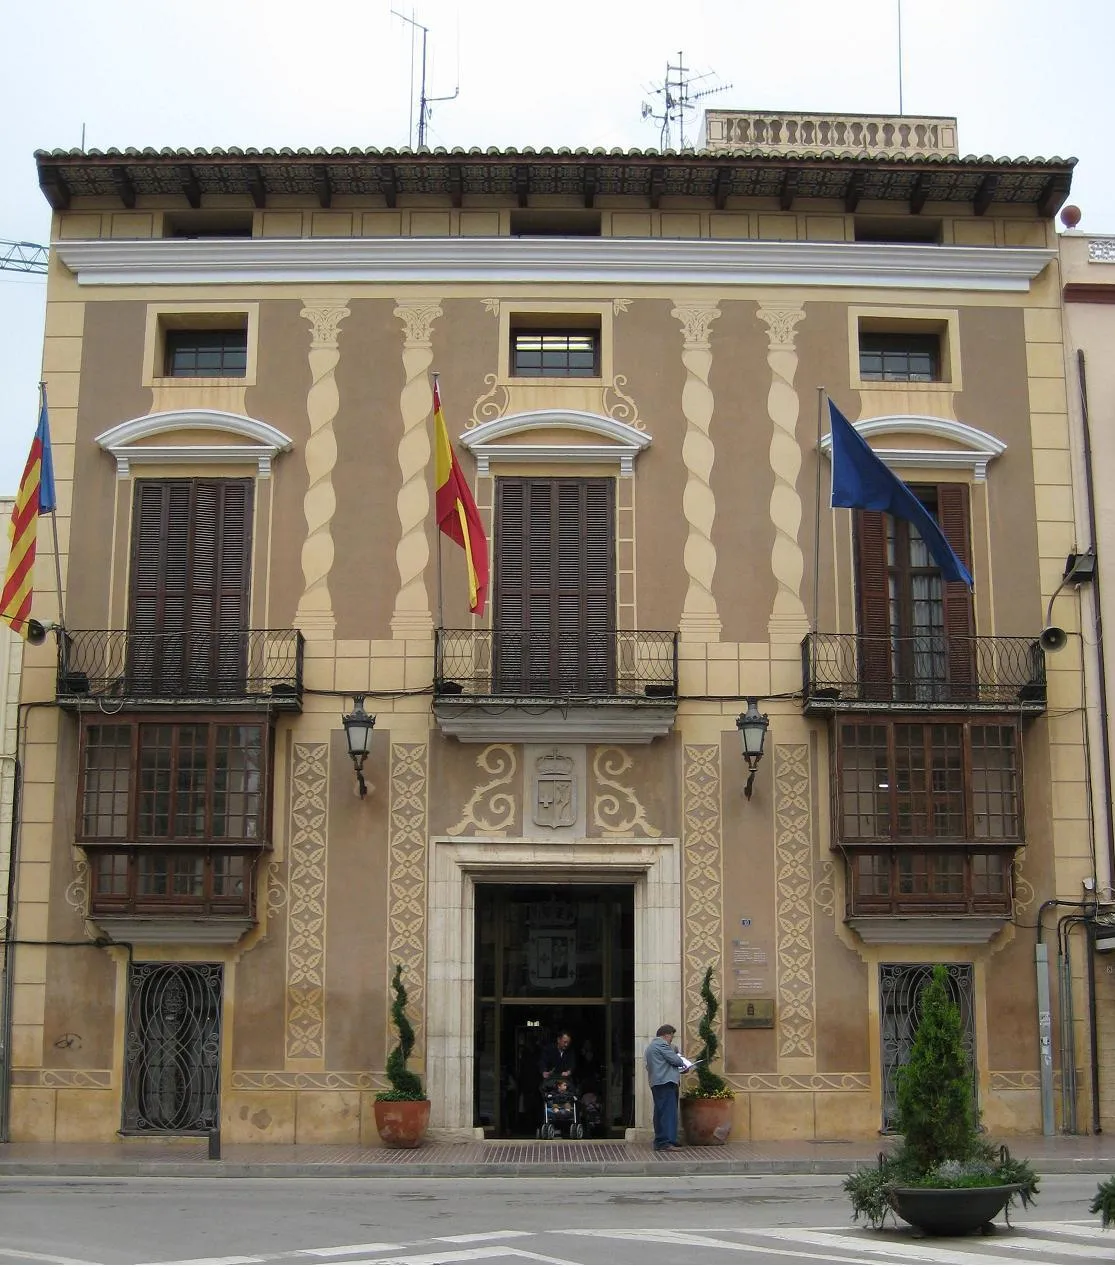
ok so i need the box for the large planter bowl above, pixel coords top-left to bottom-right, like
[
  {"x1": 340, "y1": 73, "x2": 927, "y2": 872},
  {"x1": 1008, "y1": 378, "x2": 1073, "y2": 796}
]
[
  {"x1": 680, "y1": 1095, "x2": 734, "y2": 1146},
  {"x1": 373, "y1": 1098, "x2": 430, "y2": 1148},
  {"x1": 890, "y1": 1183, "x2": 1021, "y2": 1236}
]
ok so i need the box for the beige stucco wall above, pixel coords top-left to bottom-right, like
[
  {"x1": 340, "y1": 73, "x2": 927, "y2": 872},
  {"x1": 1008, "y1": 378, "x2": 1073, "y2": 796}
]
[{"x1": 4, "y1": 196, "x2": 1087, "y2": 1143}]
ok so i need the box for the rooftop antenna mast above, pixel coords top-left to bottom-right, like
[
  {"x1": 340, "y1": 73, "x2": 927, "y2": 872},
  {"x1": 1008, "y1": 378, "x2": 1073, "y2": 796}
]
[
  {"x1": 641, "y1": 51, "x2": 731, "y2": 150},
  {"x1": 392, "y1": 8, "x2": 459, "y2": 149}
]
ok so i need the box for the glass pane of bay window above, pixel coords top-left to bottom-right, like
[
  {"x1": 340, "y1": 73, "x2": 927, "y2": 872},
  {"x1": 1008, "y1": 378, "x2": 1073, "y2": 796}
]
[
  {"x1": 173, "y1": 724, "x2": 210, "y2": 837},
  {"x1": 894, "y1": 725, "x2": 928, "y2": 837},
  {"x1": 930, "y1": 724, "x2": 965, "y2": 837},
  {"x1": 213, "y1": 725, "x2": 263, "y2": 839},
  {"x1": 138, "y1": 853, "x2": 169, "y2": 895},
  {"x1": 840, "y1": 723, "x2": 889, "y2": 838},
  {"x1": 971, "y1": 724, "x2": 1019, "y2": 839},
  {"x1": 82, "y1": 725, "x2": 131, "y2": 837},
  {"x1": 972, "y1": 851, "x2": 1008, "y2": 897},
  {"x1": 94, "y1": 852, "x2": 128, "y2": 895},
  {"x1": 138, "y1": 725, "x2": 175, "y2": 837},
  {"x1": 212, "y1": 853, "x2": 245, "y2": 897}
]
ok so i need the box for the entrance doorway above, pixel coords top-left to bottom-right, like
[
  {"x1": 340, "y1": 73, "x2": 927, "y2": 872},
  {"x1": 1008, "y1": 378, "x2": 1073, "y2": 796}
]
[{"x1": 474, "y1": 883, "x2": 634, "y2": 1137}]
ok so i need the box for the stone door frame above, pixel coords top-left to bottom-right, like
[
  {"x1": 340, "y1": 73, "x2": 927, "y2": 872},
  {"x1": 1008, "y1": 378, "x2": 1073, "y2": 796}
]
[{"x1": 426, "y1": 836, "x2": 682, "y2": 1137}]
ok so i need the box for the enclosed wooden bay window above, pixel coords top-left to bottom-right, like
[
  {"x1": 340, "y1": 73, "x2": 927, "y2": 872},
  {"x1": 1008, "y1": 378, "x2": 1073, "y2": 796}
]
[
  {"x1": 79, "y1": 716, "x2": 268, "y2": 919},
  {"x1": 836, "y1": 717, "x2": 1018, "y2": 916}
]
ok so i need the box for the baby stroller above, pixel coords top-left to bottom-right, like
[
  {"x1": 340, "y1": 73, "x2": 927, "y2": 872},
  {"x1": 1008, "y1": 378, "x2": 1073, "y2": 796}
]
[
  {"x1": 538, "y1": 1077, "x2": 584, "y2": 1139},
  {"x1": 579, "y1": 1088, "x2": 604, "y2": 1138}
]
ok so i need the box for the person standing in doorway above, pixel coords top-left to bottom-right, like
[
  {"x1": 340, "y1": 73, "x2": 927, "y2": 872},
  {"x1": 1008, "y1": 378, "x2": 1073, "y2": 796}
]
[{"x1": 643, "y1": 1023, "x2": 692, "y2": 1151}]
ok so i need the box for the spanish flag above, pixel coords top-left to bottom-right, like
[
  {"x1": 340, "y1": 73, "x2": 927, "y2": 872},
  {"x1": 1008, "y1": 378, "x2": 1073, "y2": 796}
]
[
  {"x1": 433, "y1": 379, "x2": 489, "y2": 616},
  {"x1": 0, "y1": 394, "x2": 56, "y2": 637}
]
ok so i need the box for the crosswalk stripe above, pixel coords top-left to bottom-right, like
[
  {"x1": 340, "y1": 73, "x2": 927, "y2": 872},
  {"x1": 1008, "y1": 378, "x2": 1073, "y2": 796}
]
[
  {"x1": 371, "y1": 1248, "x2": 569, "y2": 1266},
  {"x1": 432, "y1": 1232, "x2": 533, "y2": 1244},
  {"x1": 966, "y1": 1232, "x2": 1115, "y2": 1259},
  {"x1": 1019, "y1": 1220, "x2": 1110, "y2": 1241},
  {"x1": 566, "y1": 1228, "x2": 854, "y2": 1260},
  {"x1": 300, "y1": 1246, "x2": 405, "y2": 1258},
  {"x1": 740, "y1": 1227, "x2": 1016, "y2": 1263},
  {"x1": 0, "y1": 1250, "x2": 92, "y2": 1266}
]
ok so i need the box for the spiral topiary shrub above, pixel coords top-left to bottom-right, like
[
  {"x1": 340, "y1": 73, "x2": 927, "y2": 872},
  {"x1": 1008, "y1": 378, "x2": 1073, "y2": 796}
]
[{"x1": 377, "y1": 963, "x2": 426, "y2": 1102}]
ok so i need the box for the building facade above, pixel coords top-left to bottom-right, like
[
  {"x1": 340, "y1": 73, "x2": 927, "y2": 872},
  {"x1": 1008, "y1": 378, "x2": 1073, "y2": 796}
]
[
  {"x1": 1060, "y1": 223, "x2": 1115, "y2": 1135},
  {"x1": 1, "y1": 114, "x2": 1092, "y2": 1144}
]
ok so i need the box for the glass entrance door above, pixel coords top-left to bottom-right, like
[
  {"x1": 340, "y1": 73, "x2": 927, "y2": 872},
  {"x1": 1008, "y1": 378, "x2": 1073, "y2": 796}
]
[{"x1": 474, "y1": 884, "x2": 634, "y2": 1137}]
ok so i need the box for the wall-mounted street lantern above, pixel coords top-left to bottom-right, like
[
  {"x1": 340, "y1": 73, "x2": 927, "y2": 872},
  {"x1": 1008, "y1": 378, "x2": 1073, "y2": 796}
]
[
  {"x1": 736, "y1": 697, "x2": 770, "y2": 801},
  {"x1": 342, "y1": 694, "x2": 376, "y2": 798}
]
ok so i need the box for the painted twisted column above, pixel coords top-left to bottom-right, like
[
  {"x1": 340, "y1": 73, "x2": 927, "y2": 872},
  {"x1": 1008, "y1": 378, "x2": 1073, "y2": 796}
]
[
  {"x1": 757, "y1": 304, "x2": 808, "y2": 642},
  {"x1": 671, "y1": 302, "x2": 722, "y2": 643},
  {"x1": 295, "y1": 301, "x2": 350, "y2": 639},
  {"x1": 390, "y1": 301, "x2": 443, "y2": 639}
]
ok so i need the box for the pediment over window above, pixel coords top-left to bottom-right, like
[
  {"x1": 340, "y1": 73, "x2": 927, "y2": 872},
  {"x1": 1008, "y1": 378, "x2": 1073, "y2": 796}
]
[
  {"x1": 819, "y1": 414, "x2": 1006, "y2": 481},
  {"x1": 96, "y1": 409, "x2": 293, "y2": 478},
  {"x1": 460, "y1": 410, "x2": 652, "y2": 476}
]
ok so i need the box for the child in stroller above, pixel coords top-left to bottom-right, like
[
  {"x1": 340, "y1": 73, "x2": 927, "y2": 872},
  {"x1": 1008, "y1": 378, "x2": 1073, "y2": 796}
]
[{"x1": 538, "y1": 1076, "x2": 584, "y2": 1139}]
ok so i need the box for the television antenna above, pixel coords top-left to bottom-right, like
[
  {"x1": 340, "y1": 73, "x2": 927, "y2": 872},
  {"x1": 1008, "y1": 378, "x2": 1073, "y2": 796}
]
[
  {"x1": 391, "y1": 8, "x2": 459, "y2": 149},
  {"x1": 641, "y1": 52, "x2": 731, "y2": 151}
]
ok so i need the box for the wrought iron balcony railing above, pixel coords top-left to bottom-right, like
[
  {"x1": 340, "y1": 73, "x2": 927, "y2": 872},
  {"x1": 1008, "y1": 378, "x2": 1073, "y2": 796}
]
[
  {"x1": 802, "y1": 632, "x2": 1046, "y2": 713},
  {"x1": 435, "y1": 628, "x2": 678, "y2": 700},
  {"x1": 55, "y1": 629, "x2": 304, "y2": 708}
]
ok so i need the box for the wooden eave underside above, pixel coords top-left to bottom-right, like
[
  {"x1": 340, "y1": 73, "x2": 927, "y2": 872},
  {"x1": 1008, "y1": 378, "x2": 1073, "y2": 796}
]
[{"x1": 35, "y1": 147, "x2": 1075, "y2": 217}]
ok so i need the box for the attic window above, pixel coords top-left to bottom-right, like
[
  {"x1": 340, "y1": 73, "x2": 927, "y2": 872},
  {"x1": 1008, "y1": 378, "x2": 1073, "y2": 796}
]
[
  {"x1": 854, "y1": 216, "x2": 942, "y2": 244},
  {"x1": 509, "y1": 210, "x2": 601, "y2": 237},
  {"x1": 164, "y1": 211, "x2": 254, "y2": 239}
]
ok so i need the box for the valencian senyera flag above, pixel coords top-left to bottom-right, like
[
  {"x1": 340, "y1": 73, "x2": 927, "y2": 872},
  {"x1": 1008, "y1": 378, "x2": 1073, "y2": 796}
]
[
  {"x1": 433, "y1": 379, "x2": 489, "y2": 615},
  {"x1": 828, "y1": 398, "x2": 973, "y2": 589},
  {"x1": 1, "y1": 395, "x2": 57, "y2": 636}
]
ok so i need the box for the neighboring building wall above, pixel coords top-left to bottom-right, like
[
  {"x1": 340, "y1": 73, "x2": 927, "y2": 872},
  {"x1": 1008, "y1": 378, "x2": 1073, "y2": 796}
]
[
  {"x1": 1060, "y1": 229, "x2": 1115, "y2": 1132},
  {"x1": 4, "y1": 134, "x2": 1086, "y2": 1143}
]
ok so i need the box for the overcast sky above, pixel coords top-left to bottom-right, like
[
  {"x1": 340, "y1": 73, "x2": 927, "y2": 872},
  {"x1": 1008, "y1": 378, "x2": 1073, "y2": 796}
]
[{"x1": 0, "y1": 0, "x2": 1110, "y2": 494}]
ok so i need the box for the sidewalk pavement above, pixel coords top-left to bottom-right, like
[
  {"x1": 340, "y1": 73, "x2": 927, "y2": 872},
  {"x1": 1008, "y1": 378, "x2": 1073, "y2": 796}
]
[{"x1": 1, "y1": 1134, "x2": 1114, "y2": 1179}]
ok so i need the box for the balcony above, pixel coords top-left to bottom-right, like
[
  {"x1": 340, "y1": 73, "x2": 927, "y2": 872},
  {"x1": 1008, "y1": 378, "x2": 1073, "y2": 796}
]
[
  {"x1": 433, "y1": 628, "x2": 678, "y2": 743},
  {"x1": 55, "y1": 629, "x2": 304, "y2": 710},
  {"x1": 802, "y1": 632, "x2": 1046, "y2": 715}
]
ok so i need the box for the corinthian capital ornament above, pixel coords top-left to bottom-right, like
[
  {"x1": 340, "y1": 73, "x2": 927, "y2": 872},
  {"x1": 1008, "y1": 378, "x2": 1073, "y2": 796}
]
[
  {"x1": 394, "y1": 302, "x2": 443, "y2": 347},
  {"x1": 757, "y1": 305, "x2": 806, "y2": 350}
]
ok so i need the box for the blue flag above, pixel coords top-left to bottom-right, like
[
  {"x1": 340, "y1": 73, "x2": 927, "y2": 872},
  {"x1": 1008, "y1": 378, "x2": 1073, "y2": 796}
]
[
  {"x1": 36, "y1": 396, "x2": 56, "y2": 515},
  {"x1": 828, "y1": 399, "x2": 973, "y2": 588}
]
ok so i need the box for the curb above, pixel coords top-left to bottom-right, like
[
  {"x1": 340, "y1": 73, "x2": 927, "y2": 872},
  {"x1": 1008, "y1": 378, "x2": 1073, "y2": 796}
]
[{"x1": 2, "y1": 1157, "x2": 1113, "y2": 1179}]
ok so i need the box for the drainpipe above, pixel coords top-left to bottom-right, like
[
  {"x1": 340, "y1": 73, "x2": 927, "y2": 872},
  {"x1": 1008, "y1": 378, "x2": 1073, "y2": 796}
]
[{"x1": 1085, "y1": 920, "x2": 1103, "y2": 1133}]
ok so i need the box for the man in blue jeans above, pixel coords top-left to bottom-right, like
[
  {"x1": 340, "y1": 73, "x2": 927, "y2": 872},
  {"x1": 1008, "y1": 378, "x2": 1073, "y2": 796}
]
[{"x1": 644, "y1": 1023, "x2": 692, "y2": 1150}]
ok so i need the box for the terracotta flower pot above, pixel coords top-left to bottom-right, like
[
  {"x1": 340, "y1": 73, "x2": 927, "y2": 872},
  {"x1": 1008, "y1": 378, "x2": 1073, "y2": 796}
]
[
  {"x1": 680, "y1": 1095, "x2": 734, "y2": 1146},
  {"x1": 373, "y1": 1098, "x2": 430, "y2": 1148}
]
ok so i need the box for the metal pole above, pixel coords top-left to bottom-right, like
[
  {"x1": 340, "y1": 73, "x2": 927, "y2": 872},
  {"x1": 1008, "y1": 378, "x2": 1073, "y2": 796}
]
[
  {"x1": 812, "y1": 388, "x2": 825, "y2": 633},
  {"x1": 1036, "y1": 941, "x2": 1055, "y2": 1135}
]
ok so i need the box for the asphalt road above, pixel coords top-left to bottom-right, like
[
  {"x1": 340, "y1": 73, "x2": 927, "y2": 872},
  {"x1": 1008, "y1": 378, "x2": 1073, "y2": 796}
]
[{"x1": 0, "y1": 1173, "x2": 1111, "y2": 1264}]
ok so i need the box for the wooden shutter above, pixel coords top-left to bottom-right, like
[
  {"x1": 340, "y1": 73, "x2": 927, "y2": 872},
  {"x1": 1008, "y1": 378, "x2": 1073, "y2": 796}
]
[
  {"x1": 129, "y1": 479, "x2": 253, "y2": 695},
  {"x1": 494, "y1": 477, "x2": 614, "y2": 694},
  {"x1": 854, "y1": 510, "x2": 893, "y2": 701},
  {"x1": 936, "y1": 483, "x2": 975, "y2": 698}
]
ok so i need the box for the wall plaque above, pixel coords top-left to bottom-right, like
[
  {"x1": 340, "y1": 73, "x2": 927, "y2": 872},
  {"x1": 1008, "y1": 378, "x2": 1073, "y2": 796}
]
[{"x1": 727, "y1": 997, "x2": 775, "y2": 1029}]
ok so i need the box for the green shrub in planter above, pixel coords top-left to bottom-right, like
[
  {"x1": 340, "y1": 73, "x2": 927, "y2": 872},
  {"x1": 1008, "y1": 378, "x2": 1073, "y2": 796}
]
[
  {"x1": 844, "y1": 964, "x2": 1038, "y2": 1231},
  {"x1": 1091, "y1": 1176, "x2": 1115, "y2": 1228},
  {"x1": 681, "y1": 966, "x2": 734, "y2": 1102},
  {"x1": 376, "y1": 963, "x2": 426, "y2": 1102}
]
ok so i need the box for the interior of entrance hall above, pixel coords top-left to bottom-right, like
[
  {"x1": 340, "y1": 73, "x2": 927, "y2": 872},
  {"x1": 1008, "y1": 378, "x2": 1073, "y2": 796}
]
[{"x1": 474, "y1": 883, "x2": 635, "y2": 1137}]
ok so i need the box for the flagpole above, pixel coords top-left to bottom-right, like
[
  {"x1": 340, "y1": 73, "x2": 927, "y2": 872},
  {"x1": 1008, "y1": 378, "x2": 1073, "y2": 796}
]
[
  {"x1": 432, "y1": 371, "x2": 444, "y2": 632},
  {"x1": 812, "y1": 386, "x2": 825, "y2": 633},
  {"x1": 40, "y1": 384, "x2": 65, "y2": 630}
]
